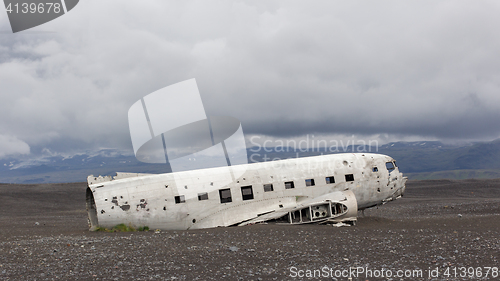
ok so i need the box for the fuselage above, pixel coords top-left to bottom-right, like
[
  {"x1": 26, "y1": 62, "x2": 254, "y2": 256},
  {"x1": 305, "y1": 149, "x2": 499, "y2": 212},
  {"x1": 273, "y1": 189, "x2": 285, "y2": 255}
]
[{"x1": 86, "y1": 153, "x2": 406, "y2": 230}]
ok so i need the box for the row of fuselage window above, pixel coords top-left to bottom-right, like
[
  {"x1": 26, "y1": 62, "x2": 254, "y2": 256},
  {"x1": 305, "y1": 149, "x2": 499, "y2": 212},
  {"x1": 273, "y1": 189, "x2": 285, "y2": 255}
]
[{"x1": 173, "y1": 174, "x2": 355, "y2": 204}]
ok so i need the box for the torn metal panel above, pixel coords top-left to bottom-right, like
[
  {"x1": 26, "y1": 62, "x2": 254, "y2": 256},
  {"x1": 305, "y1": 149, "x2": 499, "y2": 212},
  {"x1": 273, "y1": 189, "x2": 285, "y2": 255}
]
[
  {"x1": 238, "y1": 190, "x2": 357, "y2": 226},
  {"x1": 86, "y1": 153, "x2": 406, "y2": 230}
]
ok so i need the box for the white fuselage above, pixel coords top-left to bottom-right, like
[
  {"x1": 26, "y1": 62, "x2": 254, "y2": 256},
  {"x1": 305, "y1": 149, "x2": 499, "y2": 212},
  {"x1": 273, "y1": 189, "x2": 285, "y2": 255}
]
[{"x1": 86, "y1": 153, "x2": 406, "y2": 230}]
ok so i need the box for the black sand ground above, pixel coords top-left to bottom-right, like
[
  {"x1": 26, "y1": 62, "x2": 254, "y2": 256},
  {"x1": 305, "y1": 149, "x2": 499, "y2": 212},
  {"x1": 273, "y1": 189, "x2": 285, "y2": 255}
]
[{"x1": 0, "y1": 179, "x2": 499, "y2": 280}]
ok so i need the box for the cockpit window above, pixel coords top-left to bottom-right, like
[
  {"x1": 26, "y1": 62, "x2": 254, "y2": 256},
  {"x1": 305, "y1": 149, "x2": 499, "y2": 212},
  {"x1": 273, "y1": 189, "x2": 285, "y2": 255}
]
[
  {"x1": 386, "y1": 162, "x2": 395, "y2": 172},
  {"x1": 393, "y1": 161, "x2": 397, "y2": 167}
]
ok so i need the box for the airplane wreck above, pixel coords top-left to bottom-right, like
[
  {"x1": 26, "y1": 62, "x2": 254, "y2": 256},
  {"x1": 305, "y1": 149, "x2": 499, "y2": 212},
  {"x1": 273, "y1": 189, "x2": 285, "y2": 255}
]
[{"x1": 86, "y1": 153, "x2": 407, "y2": 230}]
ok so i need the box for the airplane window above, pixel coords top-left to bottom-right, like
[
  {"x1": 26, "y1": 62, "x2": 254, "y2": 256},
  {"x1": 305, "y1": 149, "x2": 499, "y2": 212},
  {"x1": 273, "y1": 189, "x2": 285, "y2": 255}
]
[
  {"x1": 393, "y1": 161, "x2": 397, "y2": 167},
  {"x1": 219, "y1": 188, "x2": 232, "y2": 203},
  {"x1": 386, "y1": 162, "x2": 395, "y2": 172},
  {"x1": 345, "y1": 174, "x2": 354, "y2": 182},
  {"x1": 305, "y1": 179, "x2": 315, "y2": 186},
  {"x1": 174, "y1": 195, "x2": 185, "y2": 204},
  {"x1": 241, "y1": 185, "x2": 254, "y2": 200},
  {"x1": 285, "y1": 181, "x2": 295, "y2": 189},
  {"x1": 263, "y1": 184, "x2": 274, "y2": 192},
  {"x1": 198, "y1": 192, "x2": 208, "y2": 201},
  {"x1": 373, "y1": 167, "x2": 378, "y2": 172},
  {"x1": 325, "y1": 176, "x2": 335, "y2": 184}
]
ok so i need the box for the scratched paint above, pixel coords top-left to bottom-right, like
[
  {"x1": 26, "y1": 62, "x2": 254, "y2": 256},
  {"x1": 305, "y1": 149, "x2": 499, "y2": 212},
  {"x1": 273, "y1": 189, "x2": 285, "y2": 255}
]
[{"x1": 86, "y1": 153, "x2": 406, "y2": 230}]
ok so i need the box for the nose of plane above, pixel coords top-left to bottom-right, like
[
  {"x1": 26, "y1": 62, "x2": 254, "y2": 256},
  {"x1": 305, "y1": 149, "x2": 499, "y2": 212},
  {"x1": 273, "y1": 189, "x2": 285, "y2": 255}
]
[
  {"x1": 400, "y1": 176, "x2": 408, "y2": 197},
  {"x1": 391, "y1": 174, "x2": 407, "y2": 199}
]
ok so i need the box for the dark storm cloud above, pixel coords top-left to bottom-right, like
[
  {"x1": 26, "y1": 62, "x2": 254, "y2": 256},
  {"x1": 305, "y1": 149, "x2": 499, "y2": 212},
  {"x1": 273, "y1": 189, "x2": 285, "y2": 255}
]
[{"x1": 1, "y1": 0, "x2": 500, "y2": 158}]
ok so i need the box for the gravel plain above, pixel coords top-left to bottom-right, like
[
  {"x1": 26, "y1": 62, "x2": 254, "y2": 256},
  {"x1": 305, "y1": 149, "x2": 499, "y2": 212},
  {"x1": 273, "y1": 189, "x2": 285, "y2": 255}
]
[{"x1": 1, "y1": 179, "x2": 499, "y2": 280}]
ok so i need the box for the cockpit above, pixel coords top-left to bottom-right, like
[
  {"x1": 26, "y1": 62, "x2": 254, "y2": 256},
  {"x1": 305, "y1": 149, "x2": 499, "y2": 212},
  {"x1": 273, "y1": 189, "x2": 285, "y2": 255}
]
[{"x1": 385, "y1": 161, "x2": 397, "y2": 173}]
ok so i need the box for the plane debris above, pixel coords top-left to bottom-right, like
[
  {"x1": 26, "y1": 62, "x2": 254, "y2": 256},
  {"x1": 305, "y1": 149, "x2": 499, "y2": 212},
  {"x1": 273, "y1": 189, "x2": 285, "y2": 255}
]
[{"x1": 86, "y1": 153, "x2": 406, "y2": 230}]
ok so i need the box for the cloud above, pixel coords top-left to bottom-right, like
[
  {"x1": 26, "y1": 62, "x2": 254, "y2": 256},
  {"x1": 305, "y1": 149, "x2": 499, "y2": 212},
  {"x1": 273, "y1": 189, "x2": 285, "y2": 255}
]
[
  {"x1": 0, "y1": 135, "x2": 30, "y2": 158},
  {"x1": 1, "y1": 0, "x2": 500, "y2": 158}
]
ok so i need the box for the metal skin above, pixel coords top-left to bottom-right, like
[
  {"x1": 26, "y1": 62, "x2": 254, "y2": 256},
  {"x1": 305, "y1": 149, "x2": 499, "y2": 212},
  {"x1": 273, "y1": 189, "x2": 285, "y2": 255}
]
[{"x1": 86, "y1": 153, "x2": 407, "y2": 230}]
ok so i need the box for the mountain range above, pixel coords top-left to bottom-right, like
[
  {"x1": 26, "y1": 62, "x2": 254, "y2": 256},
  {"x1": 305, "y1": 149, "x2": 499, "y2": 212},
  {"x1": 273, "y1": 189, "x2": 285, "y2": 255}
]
[{"x1": 2, "y1": 139, "x2": 500, "y2": 183}]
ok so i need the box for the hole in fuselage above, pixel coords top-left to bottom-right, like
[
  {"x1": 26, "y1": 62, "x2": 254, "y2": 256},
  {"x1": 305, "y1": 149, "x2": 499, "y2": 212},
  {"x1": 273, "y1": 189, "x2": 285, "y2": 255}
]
[{"x1": 86, "y1": 187, "x2": 98, "y2": 229}]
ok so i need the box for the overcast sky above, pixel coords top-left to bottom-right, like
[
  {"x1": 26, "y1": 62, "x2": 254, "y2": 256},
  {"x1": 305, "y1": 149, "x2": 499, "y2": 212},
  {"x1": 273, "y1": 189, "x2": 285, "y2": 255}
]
[{"x1": 1, "y1": 0, "x2": 500, "y2": 159}]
